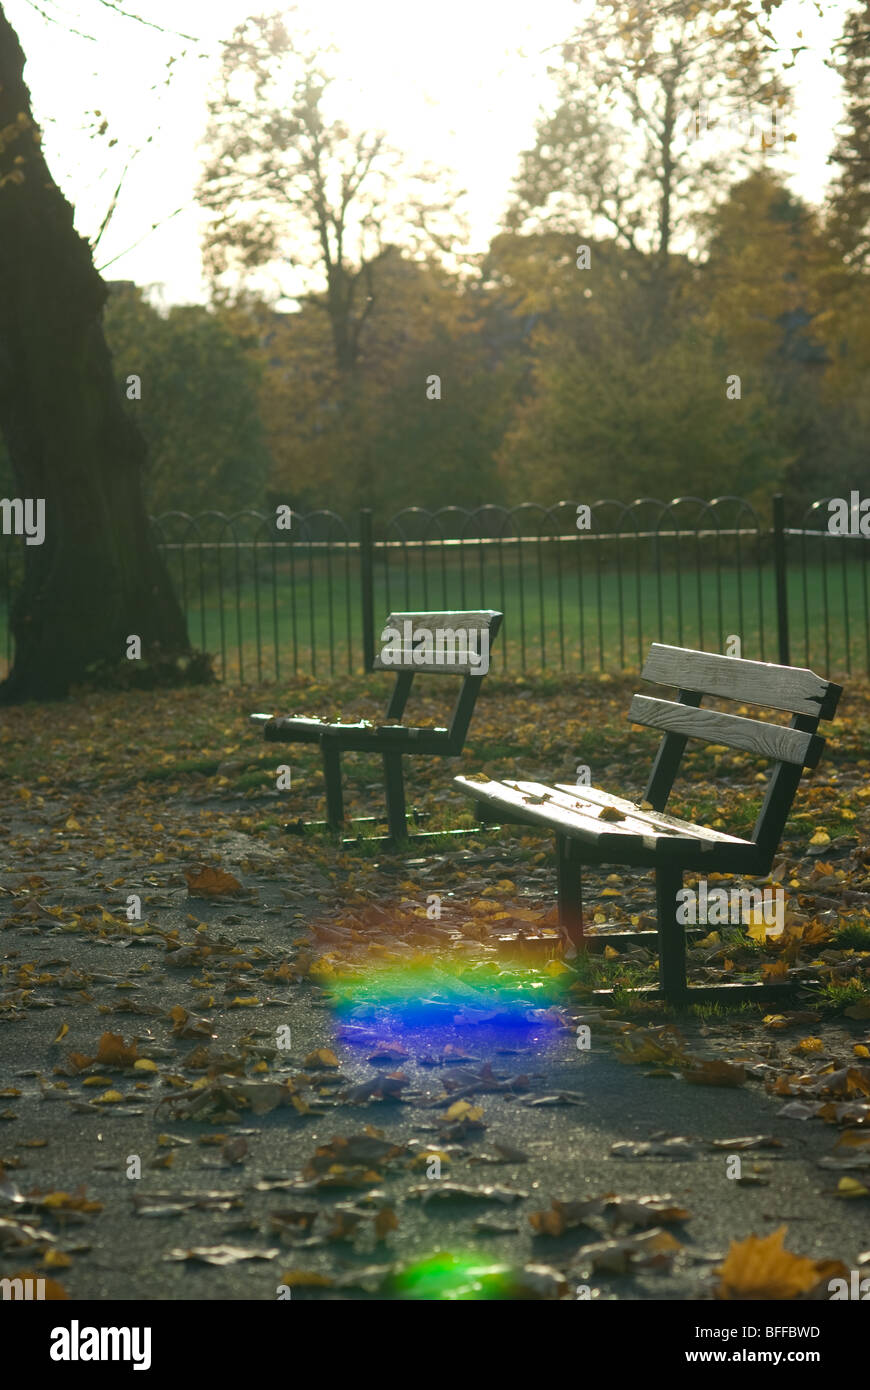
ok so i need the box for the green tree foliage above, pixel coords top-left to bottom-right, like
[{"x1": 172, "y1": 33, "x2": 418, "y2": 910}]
[
  {"x1": 699, "y1": 172, "x2": 853, "y2": 508},
  {"x1": 246, "y1": 253, "x2": 519, "y2": 519},
  {"x1": 491, "y1": 228, "x2": 785, "y2": 508},
  {"x1": 103, "y1": 285, "x2": 272, "y2": 515}
]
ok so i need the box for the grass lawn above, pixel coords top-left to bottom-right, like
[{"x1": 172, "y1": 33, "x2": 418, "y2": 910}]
[{"x1": 4, "y1": 555, "x2": 866, "y2": 684}]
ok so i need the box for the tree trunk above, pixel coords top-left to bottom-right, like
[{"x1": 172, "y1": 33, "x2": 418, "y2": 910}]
[{"x1": 0, "y1": 5, "x2": 192, "y2": 702}]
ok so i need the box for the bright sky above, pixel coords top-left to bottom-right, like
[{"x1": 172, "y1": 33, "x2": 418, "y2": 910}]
[{"x1": 3, "y1": 0, "x2": 855, "y2": 306}]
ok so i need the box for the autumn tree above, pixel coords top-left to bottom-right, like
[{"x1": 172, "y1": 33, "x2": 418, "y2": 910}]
[
  {"x1": 197, "y1": 10, "x2": 462, "y2": 379},
  {"x1": 245, "y1": 251, "x2": 516, "y2": 517},
  {"x1": 507, "y1": 0, "x2": 791, "y2": 331},
  {"x1": 699, "y1": 172, "x2": 839, "y2": 505},
  {"x1": 492, "y1": 228, "x2": 786, "y2": 506},
  {"x1": 0, "y1": 4, "x2": 193, "y2": 702}
]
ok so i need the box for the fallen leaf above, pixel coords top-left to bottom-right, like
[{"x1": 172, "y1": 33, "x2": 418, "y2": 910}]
[
  {"x1": 184, "y1": 866, "x2": 244, "y2": 898},
  {"x1": 165, "y1": 1244, "x2": 278, "y2": 1265},
  {"x1": 304, "y1": 1048, "x2": 340, "y2": 1069},
  {"x1": 221, "y1": 1138, "x2": 248, "y2": 1166},
  {"x1": 716, "y1": 1226, "x2": 833, "y2": 1299},
  {"x1": 835, "y1": 1177, "x2": 870, "y2": 1198},
  {"x1": 95, "y1": 1032, "x2": 138, "y2": 1068},
  {"x1": 407, "y1": 1182, "x2": 527, "y2": 1205},
  {"x1": 682, "y1": 1060, "x2": 745, "y2": 1088}
]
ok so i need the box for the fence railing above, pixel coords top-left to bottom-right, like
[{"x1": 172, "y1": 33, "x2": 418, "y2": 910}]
[{"x1": 2, "y1": 495, "x2": 869, "y2": 682}]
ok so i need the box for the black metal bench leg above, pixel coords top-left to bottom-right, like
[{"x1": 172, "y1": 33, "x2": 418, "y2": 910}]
[
  {"x1": 382, "y1": 752, "x2": 407, "y2": 842},
  {"x1": 656, "y1": 864, "x2": 687, "y2": 1002},
  {"x1": 556, "y1": 835, "x2": 584, "y2": 952},
  {"x1": 321, "y1": 744, "x2": 344, "y2": 831}
]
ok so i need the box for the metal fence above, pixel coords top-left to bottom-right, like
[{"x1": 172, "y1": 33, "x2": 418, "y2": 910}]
[{"x1": 2, "y1": 495, "x2": 869, "y2": 682}]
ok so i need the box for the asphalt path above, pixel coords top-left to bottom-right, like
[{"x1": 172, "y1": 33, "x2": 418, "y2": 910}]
[{"x1": 2, "y1": 822, "x2": 866, "y2": 1303}]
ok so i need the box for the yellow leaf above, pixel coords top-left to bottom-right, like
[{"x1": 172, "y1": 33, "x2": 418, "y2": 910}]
[
  {"x1": 716, "y1": 1226, "x2": 826, "y2": 1298},
  {"x1": 52, "y1": 1023, "x2": 69, "y2": 1045},
  {"x1": 761, "y1": 960, "x2": 789, "y2": 980},
  {"x1": 797, "y1": 1037, "x2": 824, "y2": 1053},
  {"x1": 65, "y1": 816, "x2": 82, "y2": 831},
  {"x1": 133, "y1": 1059, "x2": 158, "y2": 1072},
  {"x1": 445, "y1": 1101, "x2": 484, "y2": 1122},
  {"x1": 43, "y1": 1250, "x2": 72, "y2": 1268},
  {"x1": 544, "y1": 959, "x2": 572, "y2": 976},
  {"x1": 92, "y1": 1090, "x2": 123, "y2": 1104},
  {"x1": 836, "y1": 1177, "x2": 869, "y2": 1199},
  {"x1": 809, "y1": 830, "x2": 830, "y2": 847}
]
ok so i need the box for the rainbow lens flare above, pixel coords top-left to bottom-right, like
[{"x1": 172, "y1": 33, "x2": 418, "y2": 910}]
[
  {"x1": 389, "y1": 1251, "x2": 517, "y2": 1300},
  {"x1": 312, "y1": 955, "x2": 573, "y2": 1054}
]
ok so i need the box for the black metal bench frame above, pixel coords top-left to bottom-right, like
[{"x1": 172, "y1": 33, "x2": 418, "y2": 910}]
[
  {"x1": 252, "y1": 609, "x2": 503, "y2": 846},
  {"x1": 456, "y1": 643, "x2": 843, "y2": 1004}
]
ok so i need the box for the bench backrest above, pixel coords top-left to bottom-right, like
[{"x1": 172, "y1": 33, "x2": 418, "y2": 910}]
[
  {"x1": 373, "y1": 610, "x2": 503, "y2": 747},
  {"x1": 630, "y1": 644, "x2": 842, "y2": 870}
]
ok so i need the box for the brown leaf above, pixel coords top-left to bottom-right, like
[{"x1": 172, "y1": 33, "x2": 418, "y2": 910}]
[
  {"x1": 95, "y1": 1032, "x2": 138, "y2": 1068},
  {"x1": 184, "y1": 866, "x2": 244, "y2": 898},
  {"x1": 529, "y1": 1198, "x2": 596, "y2": 1236},
  {"x1": 303, "y1": 1048, "x2": 340, "y2": 1069},
  {"x1": 373, "y1": 1206, "x2": 399, "y2": 1241},
  {"x1": 221, "y1": 1138, "x2": 248, "y2": 1165},
  {"x1": 168, "y1": 1006, "x2": 214, "y2": 1039},
  {"x1": 682, "y1": 1060, "x2": 745, "y2": 1088}
]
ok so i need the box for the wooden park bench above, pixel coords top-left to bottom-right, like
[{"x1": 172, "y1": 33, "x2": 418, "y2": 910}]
[
  {"x1": 455, "y1": 643, "x2": 842, "y2": 1002},
  {"x1": 251, "y1": 610, "x2": 503, "y2": 845}
]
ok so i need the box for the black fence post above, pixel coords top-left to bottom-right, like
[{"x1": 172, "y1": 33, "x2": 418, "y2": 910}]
[
  {"x1": 359, "y1": 508, "x2": 375, "y2": 672},
  {"x1": 773, "y1": 493, "x2": 790, "y2": 666}
]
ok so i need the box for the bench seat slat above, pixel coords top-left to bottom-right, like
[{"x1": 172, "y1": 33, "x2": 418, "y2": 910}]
[
  {"x1": 629, "y1": 695, "x2": 825, "y2": 767},
  {"x1": 455, "y1": 777, "x2": 754, "y2": 855},
  {"x1": 259, "y1": 715, "x2": 450, "y2": 751},
  {"x1": 551, "y1": 784, "x2": 747, "y2": 844},
  {"x1": 642, "y1": 644, "x2": 841, "y2": 720}
]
